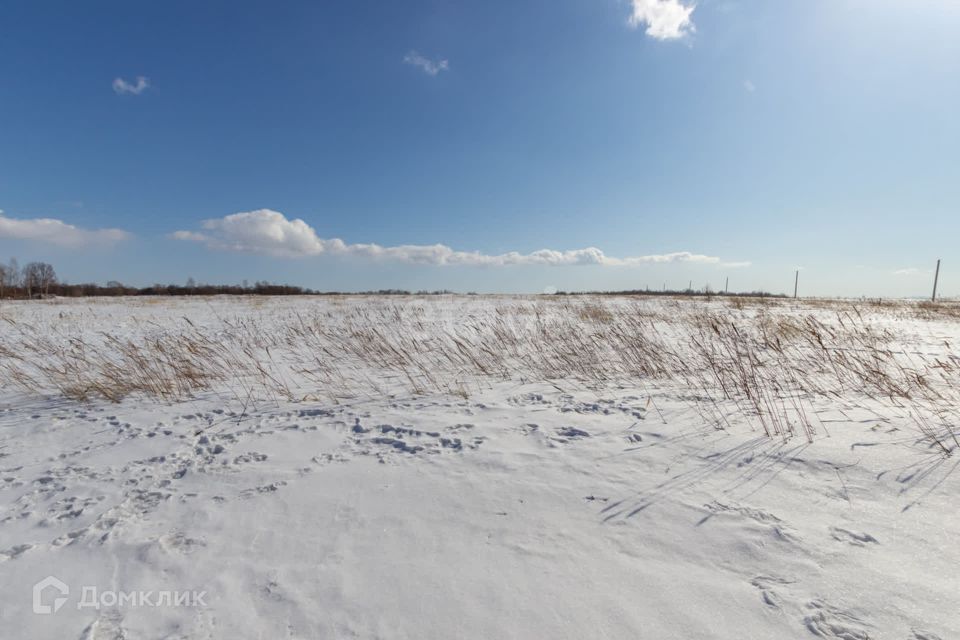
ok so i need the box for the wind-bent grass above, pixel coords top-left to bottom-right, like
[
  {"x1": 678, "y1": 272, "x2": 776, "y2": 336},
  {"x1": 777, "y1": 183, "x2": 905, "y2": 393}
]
[{"x1": 1, "y1": 296, "x2": 958, "y2": 455}]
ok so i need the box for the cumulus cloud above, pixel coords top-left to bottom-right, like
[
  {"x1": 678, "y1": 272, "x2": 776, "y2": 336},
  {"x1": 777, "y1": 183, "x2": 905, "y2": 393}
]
[
  {"x1": 403, "y1": 51, "x2": 449, "y2": 76},
  {"x1": 627, "y1": 0, "x2": 696, "y2": 40},
  {"x1": 0, "y1": 211, "x2": 130, "y2": 247},
  {"x1": 112, "y1": 76, "x2": 150, "y2": 95},
  {"x1": 171, "y1": 210, "x2": 323, "y2": 259},
  {"x1": 172, "y1": 209, "x2": 749, "y2": 268}
]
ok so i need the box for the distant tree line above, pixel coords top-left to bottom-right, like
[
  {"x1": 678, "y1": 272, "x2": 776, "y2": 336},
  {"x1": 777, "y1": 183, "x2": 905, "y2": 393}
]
[
  {"x1": 0, "y1": 258, "x2": 321, "y2": 299},
  {"x1": 0, "y1": 258, "x2": 468, "y2": 299},
  {"x1": 0, "y1": 257, "x2": 785, "y2": 299},
  {"x1": 554, "y1": 288, "x2": 786, "y2": 298}
]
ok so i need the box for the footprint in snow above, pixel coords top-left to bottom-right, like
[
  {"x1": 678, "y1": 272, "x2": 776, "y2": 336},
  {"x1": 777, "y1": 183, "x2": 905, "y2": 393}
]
[
  {"x1": 239, "y1": 481, "x2": 287, "y2": 499},
  {"x1": 829, "y1": 526, "x2": 878, "y2": 546},
  {"x1": 0, "y1": 543, "x2": 33, "y2": 562},
  {"x1": 79, "y1": 609, "x2": 127, "y2": 640},
  {"x1": 803, "y1": 599, "x2": 872, "y2": 640},
  {"x1": 556, "y1": 427, "x2": 590, "y2": 438},
  {"x1": 158, "y1": 531, "x2": 206, "y2": 555},
  {"x1": 750, "y1": 575, "x2": 794, "y2": 610}
]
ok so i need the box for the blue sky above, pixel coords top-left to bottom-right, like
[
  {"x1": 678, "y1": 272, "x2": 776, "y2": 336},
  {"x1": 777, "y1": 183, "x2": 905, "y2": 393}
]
[{"x1": 1, "y1": 0, "x2": 958, "y2": 296}]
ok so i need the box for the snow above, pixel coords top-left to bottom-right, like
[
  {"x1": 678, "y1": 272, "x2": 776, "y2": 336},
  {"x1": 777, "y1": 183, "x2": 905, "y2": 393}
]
[{"x1": 0, "y1": 295, "x2": 957, "y2": 639}]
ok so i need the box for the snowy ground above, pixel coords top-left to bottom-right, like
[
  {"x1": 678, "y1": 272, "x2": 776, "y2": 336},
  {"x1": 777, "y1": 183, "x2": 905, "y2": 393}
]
[{"x1": 0, "y1": 295, "x2": 957, "y2": 639}]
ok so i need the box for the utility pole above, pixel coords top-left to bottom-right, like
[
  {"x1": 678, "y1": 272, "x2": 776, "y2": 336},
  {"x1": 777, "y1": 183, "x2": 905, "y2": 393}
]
[
  {"x1": 725, "y1": 277, "x2": 729, "y2": 294},
  {"x1": 932, "y1": 259, "x2": 941, "y2": 302},
  {"x1": 794, "y1": 270, "x2": 799, "y2": 299}
]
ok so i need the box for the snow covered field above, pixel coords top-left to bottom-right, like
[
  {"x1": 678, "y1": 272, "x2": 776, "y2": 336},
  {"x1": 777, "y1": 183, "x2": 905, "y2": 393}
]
[{"x1": 1, "y1": 295, "x2": 958, "y2": 639}]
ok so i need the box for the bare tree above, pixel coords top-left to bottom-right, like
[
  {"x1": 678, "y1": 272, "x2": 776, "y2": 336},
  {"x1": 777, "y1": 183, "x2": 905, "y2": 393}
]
[
  {"x1": 5, "y1": 258, "x2": 19, "y2": 296},
  {"x1": 22, "y1": 262, "x2": 55, "y2": 298},
  {"x1": 22, "y1": 262, "x2": 38, "y2": 298},
  {"x1": 0, "y1": 263, "x2": 6, "y2": 299},
  {"x1": 37, "y1": 262, "x2": 57, "y2": 296}
]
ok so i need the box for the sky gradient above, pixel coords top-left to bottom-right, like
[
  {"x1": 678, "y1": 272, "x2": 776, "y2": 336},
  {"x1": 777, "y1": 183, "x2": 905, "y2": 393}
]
[{"x1": 1, "y1": 0, "x2": 958, "y2": 296}]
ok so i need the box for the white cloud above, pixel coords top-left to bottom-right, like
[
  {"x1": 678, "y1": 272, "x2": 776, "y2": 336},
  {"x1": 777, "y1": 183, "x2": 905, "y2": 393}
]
[
  {"x1": 403, "y1": 51, "x2": 449, "y2": 76},
  {"x1": 171, "y1": 210, "x2": 322, "y2": 259},
  {"x1": 743, "y1": 79, "x2": 756, "y2": 93},
  {"x1": 893, "y1": 267, "x2": 932, "y2": 276},
  {"x1": 112, "y1": 76, "x2": 150, "y2": 95},
  {"x1": 627, "y1": 0, "x2": 696, "y2": 40},
  {"x1": 173, "y1": 209, "x2": 749, "y2": 268},
  {"x1": 0, "y1": 211, "x2": 130, "y2": 247}
]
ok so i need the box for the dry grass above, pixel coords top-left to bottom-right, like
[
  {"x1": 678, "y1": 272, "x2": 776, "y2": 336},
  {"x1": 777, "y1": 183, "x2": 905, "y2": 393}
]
[{"x1": 1, "y1": 296, "x2": 958, "y2": 455}]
